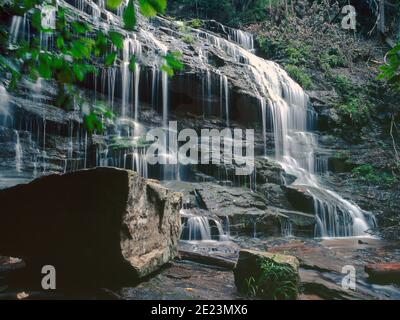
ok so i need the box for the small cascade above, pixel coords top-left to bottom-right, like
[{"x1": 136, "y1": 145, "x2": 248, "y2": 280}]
[
  {"x1": 162, "y1": 70, "x2": 169, "y2": 127},
  {"x1": 185, "y1": 215, "x2": 212, "y2": 240},
  {"x1": 121, "y1": 37, "x2": 132, "y2": 118},
  {"x1": 151, "y1": 66, "x2": 158, "y2": 109},
  {"x1": 130, "y1": 148, "x2": 148, "y2": 178},
  {"x1": 205, "y1": 70, "x2": 212, "y2": 115},
  {"x1": 260, "y1": 98, "x2": 267, "y2": 155},
  {"x1": 180, "y1": 210, "x2": 228, "y2": 241},
  {"x1": 227, "y1": 28, "x2": 254, "y2": 51},
  {"x1": 14, "y1": 130, "x2": 22, "y2": 172},
  {"x1": 0, "y1": 85, "x2": 12, "y2": 126},
  {"x1": 134, "y1": 63, "x2": 141, "y2": 121},
  {"x1": 313, "y1": 189, "x2": 373, "y2": 238},
  {"x1": 281, "y1": 217, "x2": 292, "y2": 237},
  {"x1": 9, "y1": 14, "x2": 29, "y2": 45},
  {"x1": 220, "y1": 75, "x2": 229, "y2": 126}
]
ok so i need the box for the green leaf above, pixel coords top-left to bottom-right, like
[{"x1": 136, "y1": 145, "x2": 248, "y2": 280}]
[
  {"x1": 139, "y1": 0, "x2": 166, "y2": 17},
  {"x1": 51, "y1": 56, "x2": 64, "y2": 69},
  {"x1": 71, "y1": 21, "x2": 90, "y2": 34},
  {"x1": 164, "y1": 51, "x2": 184, "y2": 71},
  {"x1": 96, "y1": 31, "x2": 108, "y2": 46},
  {"x1": 105, "y1": 52, "x2": 117, "y2": 66},
  {"x1": 56, "y1": 36, "x2": 64, "y2": 49},
  {"x1": 73, "y1": 64, "x2": 85, "y2": 82},
  {"x1": 70, "y1": 38, "x2": 94, "y2": 60},
  {"x1": 388, "y1": 44, "x2": 400, "y2": 56},
  {"x1": 106, "y1": 0, "x2": 124, "y2": 10},
  {"x1": 84, "y1": 113, "x2": 96, "y2": 132},
  {"x1": 31, "y1": 8, "x2": 42, "y2": 31},
  {"x1": 129, "y1": 55, "x2": 136, "y2": 72},
  {"x1": 56, "y1": 7, "x2": 66, "y2": 29},
  {"x1": 161, "y1": 64, "x2": 174, "y2": 77},
  {"x1": 95, "y1": 31, "x2": 108, "y2": 56},
  {"x1": 123, "y1": 0, "x2": 136, "y2": 30},
  {"x1": 104, "y1": 110, "x2": 115, "y2": 119},
  {"x1": 109, "y1": 31, "x2": 124, "y2": 49},
  {"x1": 38, "y1": 61, "x2": 51, "y2": 78}
]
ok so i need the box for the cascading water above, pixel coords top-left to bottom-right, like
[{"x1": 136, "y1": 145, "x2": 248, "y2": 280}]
[
  {"x1": 14, "y1": 130, "x2": 22, "y2": 172},
  {"x1": 189, "y1": 19, "x2": 375, "y2": 238},
  {"x1": 220, "y1": 75, "x2": 229, "y2": 126},
  {"x1": 1, "y1": 0, "x2": 376, "y2": 239},
  {"x1": 180, "y1": 209, "x2": 228, "y2": 241},
  {"x1": 0, "y1": 85, "x2": 11, "y2": 126},
  {"x1": 227, "y1": 29, "x2": 254, "y2": 51},
  {"x1": 281, "y1": 217, "x2": 293, "y2": 237}
]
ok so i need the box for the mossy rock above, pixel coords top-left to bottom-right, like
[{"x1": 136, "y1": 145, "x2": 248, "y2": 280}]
[{"x1": 234, "y1": 249, "x2": 300, "y2": 300}]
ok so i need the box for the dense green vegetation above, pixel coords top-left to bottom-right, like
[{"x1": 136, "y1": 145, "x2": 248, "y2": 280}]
[
  {"x1": 245, "y1": 257, "x2": 299, "y2": 300},
  {"x1": 352, "y1": 164, "x2": 397, "y2": 186},
  {"x1": 168, "y1": 0, "x2": 278, "y2": 26}
]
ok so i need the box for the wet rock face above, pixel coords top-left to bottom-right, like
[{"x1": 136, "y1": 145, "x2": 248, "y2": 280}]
[
  {"x1": 283, "y1": 185, "x2": 315, "y2": 214},
  {"x1": 234, "y1": 249, "x2": 300, "y2": 300},
  {"x1": 0, "y1": 167, "x2": 182, "y2": 287}
]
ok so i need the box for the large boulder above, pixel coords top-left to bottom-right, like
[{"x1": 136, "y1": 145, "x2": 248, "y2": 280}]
[
  {"x1": 234, "y1": 249, "x2": 300, "y2": 300},
  {"x1": 0, "y1": 167, "x2": 182, "y2": 287}
]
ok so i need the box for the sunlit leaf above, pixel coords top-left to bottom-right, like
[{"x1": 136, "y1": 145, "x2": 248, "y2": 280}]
[
  {"x1": 71, "y1": 21, "x2": 90, "y2": 34},
  {"x1": 123, "y1": 0, "x2": 136, "y2": 30},
  {"x1": 73, "y1": 64, "x2": 85, "y2": 82},
  {"x1": 106, "y1": 0, "x2": 124, "y2": 10},
  {"x1": 139, "y1": 0, "x2": 166, "y2": 17},
  {"x1": 105, "y1": 52, "x2": 117, "y2": 66},
  {"x1": 164, "y1": 51, "x2": 183, "y2": 71},
  {"x1": 56, "y1": 36, "x2": 64, "y2": 49},
  {"x1": 109, "y1": 31, "x2": 124, "y2": 49},
  {"x1": 161, "y1": 64, "x2": 174, "y2": 77}
]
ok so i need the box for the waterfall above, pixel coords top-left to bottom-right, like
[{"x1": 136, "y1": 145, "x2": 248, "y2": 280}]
[
  {"x1": 151, "y1": 66, "x2": 158, "y2": 109},
  {"x1": 134, "y1": 63, "x2": 140, "y2": 121},
  {"x1": 221, "y1": 75, "x2": 229, "y2": 126},
  {"x1": 121, "y1": 37, "x2": 133, "y2": 118},
  {"x1": 180, "y1": 210, "x2": 227, "y2": 241},
  {"x1": 14, "y1": 130, "x2": 22, "y2": 172},
  {"x1": 186, "y1": 216, "x2": 212, "y2": 240},
  {"x1": 0, "y1": 85, "x2": 11, "y2": 126},
  {"x1": 1, "y1": 0, "x2": 376, "y2": 238},
  {"x1": 162, "y1": 70, "x2": 169, "y2": 127},
  {"x1": 260, "y1": 99, "x2": 267, "y2": 155},
  {"x1": 281, "y1": 217, "x2": 292, "y2": 237},
  {"x1": 192, "y1": 21, "x2": 375, "y2": 237},
  {"x1": 227, "y1": 29, "x2": 254, "y2": 51},
  {"x1": 9, "y1": 14, "x2": 29, "y2": 45},
  {"x1": 131, "y1": 148, "x2": 148, "y2": 178}
]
